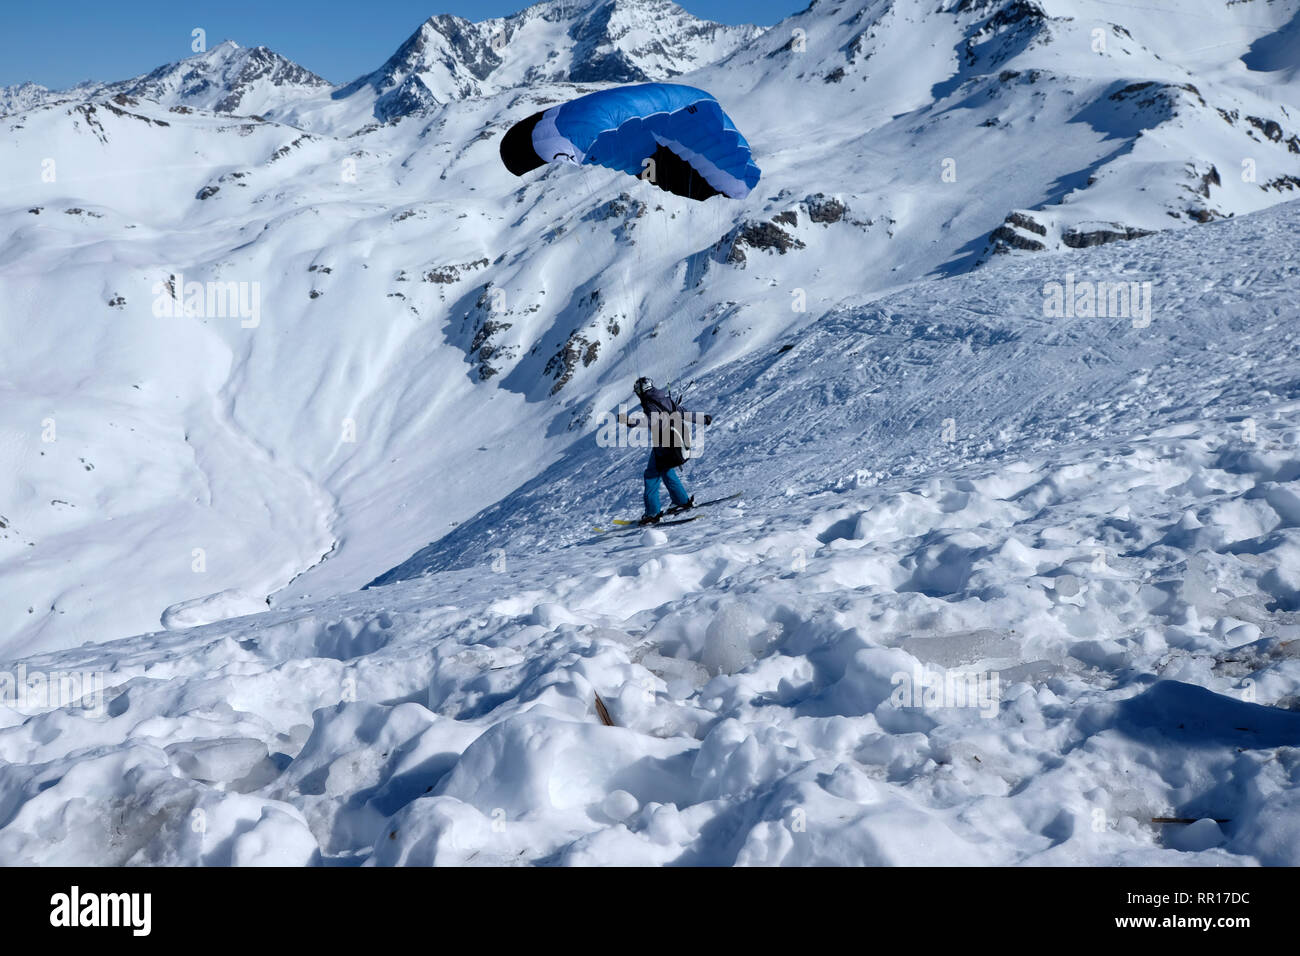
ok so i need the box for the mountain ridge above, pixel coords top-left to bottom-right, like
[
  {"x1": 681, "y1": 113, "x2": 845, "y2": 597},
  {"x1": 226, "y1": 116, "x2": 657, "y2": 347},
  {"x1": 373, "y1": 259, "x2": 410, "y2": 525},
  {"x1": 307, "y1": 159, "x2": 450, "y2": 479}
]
[{"x1": 2, "y1": 0, "x2": 765, "y2": 125}]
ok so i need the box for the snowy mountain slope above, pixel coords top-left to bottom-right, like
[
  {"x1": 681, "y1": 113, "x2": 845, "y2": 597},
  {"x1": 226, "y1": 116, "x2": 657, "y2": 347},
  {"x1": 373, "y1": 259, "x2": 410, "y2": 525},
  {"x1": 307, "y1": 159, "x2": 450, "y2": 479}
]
[
  {"x1": 2, "y1": 202, "x2": 1298, "y2": 865},
  {"x1": 249, "y1": 0, "x2": 1300, "y2": 602},
  {"x1": 0, "y1": 100, "x2": 344, "y2": 657},
  {"x1": 705, "y1": 0, "x2": 1300, "y2": 257},
  {"x1": 377, "y1": 193, "x2": 1300, "y2": 581},
  {"x1": 1243, "y1": 6, "x2": 1300, "y2": 90},
  {"x1": 3, "y1": 0, "x2": 1300, "y2": 661}
]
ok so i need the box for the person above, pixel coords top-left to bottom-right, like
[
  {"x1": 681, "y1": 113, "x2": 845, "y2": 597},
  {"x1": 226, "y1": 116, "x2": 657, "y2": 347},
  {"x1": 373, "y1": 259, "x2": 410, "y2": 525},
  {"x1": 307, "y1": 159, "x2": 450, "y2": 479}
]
[{"x1": 618, "y1": 377, "x2": 712, "y2": 525}]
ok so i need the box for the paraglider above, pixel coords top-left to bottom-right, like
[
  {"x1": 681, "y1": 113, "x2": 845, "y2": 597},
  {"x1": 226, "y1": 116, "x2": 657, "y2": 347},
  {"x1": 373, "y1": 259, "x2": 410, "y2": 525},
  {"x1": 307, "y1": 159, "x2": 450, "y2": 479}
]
[
  {"x1": 499, "y1": 82, "x2": 760, "y2": 201},
  {"x1": 618, "y1": 376, "x2": 712, "y2": 525},
  {"x1": 499, "y1": 86, "x2": 751, "y2": 527}
]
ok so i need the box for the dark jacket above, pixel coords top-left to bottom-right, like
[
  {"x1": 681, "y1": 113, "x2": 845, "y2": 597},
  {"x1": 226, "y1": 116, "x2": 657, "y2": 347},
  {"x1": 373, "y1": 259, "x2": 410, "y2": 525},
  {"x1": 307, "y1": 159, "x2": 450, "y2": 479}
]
[{"x1": 637, "y1": 386, "x2": 709, "y2": 468}]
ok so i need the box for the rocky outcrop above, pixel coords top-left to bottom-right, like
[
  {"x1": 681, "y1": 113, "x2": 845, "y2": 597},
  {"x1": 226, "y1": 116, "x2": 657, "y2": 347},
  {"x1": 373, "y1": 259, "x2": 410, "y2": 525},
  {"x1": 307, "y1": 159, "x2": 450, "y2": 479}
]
[
  {"x1": 541, "y1": 288, "x2": 622, "y2": 394},
  {"x1": 722, "y1": 218, "x2": 806, "y2": 265},
  {"x1": 804, "y1": 194, "x2": 847, "y2": 224},
  {"x1": 424, "y1": 258, "x2": 489, "y2": 285},
  {"x1": 544, "y1": 331, "x2": 601, "y2": 394},
  {"x1": 989, "y1": 212, "x2": 1048, "y2": 253},
  {"x1": 1061, "y1": 224, "x2": 1155, "y2": 248},
  {"x1": 471, "y1": 318, "x2": 513, "y2": 380},
  {"x1": 461, "y1": 283, "x2": 523, "y2": 381}
]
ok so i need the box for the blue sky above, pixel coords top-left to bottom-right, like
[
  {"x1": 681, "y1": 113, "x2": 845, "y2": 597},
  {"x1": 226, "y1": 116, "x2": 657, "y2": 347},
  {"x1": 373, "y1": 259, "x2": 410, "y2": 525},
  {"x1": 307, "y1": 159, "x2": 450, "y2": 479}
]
[{"x1": 0, "y1": 0, "x2": 807, "y2": 90}]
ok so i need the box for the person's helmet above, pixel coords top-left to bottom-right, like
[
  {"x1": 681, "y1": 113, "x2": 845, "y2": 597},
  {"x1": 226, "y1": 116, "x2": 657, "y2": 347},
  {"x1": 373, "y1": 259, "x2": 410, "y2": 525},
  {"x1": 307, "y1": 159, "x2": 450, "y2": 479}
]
[{"x1": 633, "y1": 376, "x2": 653, "y2": 398}]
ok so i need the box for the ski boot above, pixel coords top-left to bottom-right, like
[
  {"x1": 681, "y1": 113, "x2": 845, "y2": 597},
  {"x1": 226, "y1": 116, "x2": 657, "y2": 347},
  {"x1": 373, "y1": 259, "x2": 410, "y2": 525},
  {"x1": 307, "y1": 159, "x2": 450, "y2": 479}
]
[
  {"x1": 665, "y1": 495, "x2": 695, "y2": 516},
  {"x1": 638, "y1": 511, "x2": 662, "y2": 526}
]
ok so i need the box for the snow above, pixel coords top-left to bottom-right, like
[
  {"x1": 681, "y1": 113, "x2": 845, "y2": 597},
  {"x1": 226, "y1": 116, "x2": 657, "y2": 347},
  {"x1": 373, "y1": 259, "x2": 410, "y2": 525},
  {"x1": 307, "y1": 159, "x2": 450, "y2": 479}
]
[
  {"x1": 6, "y1": 0, "x2": 1300, "y2": 655},
  {"x1": 161, "y1": 589, "x2": 269, "y2": 629},
  {"x1": 3, "y1": 197, "x2": 1300, "y2": 864},
  {"x1": 1, "y1": 0, "x2": 1300, "y2": 865}
]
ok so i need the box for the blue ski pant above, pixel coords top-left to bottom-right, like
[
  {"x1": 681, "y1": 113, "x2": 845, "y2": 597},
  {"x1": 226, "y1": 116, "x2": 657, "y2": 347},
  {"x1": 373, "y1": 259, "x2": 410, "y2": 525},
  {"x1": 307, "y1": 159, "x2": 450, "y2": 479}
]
[{"x1": 644, "y1": 451, "x2": 690, "y2": 516}]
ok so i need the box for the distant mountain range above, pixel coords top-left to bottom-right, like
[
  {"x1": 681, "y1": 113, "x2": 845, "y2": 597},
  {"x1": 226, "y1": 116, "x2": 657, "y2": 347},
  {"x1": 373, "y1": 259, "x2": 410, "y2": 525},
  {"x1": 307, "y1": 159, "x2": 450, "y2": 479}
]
[
  {"x1": 1, "y1": 42, "x2": 330, "y2": 118},
  {"x1": 2, "y1": 0, "x2": 763, "y2": 124}
]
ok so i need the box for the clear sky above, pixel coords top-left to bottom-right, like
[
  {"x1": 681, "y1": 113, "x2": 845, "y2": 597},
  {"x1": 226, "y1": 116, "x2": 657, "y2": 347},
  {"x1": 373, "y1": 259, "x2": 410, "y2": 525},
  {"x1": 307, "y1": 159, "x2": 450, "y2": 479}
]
[{"x1": 0, "y1": 0, "x2": 808, "y2": 90}]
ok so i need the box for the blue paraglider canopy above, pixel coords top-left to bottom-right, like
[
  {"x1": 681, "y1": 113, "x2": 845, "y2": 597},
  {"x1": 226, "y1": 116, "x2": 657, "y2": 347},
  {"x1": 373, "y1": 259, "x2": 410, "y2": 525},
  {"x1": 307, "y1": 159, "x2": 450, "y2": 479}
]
[{"x1": 500, "y1": 83, "x2": 760, "y2": 201}]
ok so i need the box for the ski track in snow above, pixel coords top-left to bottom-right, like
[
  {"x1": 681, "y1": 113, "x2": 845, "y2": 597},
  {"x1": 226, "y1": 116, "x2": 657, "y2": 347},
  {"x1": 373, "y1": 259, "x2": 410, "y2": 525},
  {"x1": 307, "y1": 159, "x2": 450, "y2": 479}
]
[{"x1": 3, "y1": 204, "x2": 1300, "y2": 865}]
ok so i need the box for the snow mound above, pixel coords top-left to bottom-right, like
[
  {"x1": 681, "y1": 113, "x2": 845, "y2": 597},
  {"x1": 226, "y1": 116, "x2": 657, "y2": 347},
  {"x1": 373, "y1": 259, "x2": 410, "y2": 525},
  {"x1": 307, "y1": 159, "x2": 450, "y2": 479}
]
[{"x1": 162, "y1": 589, "x2": 268, "y2": 629}]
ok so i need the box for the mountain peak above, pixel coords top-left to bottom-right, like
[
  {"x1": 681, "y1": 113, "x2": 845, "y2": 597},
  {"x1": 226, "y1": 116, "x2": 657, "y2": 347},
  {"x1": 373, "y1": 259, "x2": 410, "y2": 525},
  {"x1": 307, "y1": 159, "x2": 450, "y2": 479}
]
[
  {"x1": 104, "y1": 41, "x2": 332, "y2": 115},
  {"x1": 348, "y1": 0, "x2": 762, "y2": 122},
  {"x1": 0, "y1": 81, "x2": 54, "y2": 117}
]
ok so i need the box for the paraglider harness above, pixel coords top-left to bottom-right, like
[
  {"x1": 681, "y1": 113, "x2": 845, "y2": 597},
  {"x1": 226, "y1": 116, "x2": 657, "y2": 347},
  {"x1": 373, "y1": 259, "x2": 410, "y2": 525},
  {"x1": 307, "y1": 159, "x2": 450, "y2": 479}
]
[{"x1": 634, "y1": 376, "x2": 696, "y2": 470}]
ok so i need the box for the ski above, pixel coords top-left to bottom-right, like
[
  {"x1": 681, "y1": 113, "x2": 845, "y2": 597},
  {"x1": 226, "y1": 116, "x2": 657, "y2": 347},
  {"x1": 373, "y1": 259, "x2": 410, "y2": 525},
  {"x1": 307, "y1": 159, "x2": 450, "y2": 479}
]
[
  {"x1": 670, "y1": 490, "x2": 744, "y2": 514},
  {"x1": 595, "y1": 491, "x2": 743, "y2": 532},
  {"x1": 593, "y1": 515, "x2": 702, "y2": 534}
]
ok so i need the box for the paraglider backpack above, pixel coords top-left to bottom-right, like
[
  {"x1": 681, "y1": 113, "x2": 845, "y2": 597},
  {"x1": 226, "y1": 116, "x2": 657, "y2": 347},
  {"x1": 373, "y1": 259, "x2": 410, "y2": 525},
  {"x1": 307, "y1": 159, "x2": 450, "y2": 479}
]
[{"x1": 641, "y1": 386, "x2": 693, "y2": 469}]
